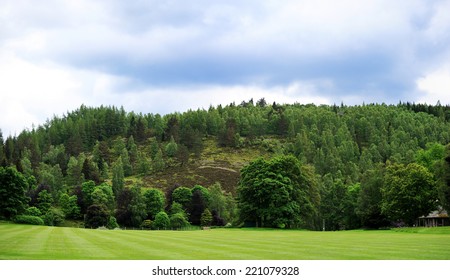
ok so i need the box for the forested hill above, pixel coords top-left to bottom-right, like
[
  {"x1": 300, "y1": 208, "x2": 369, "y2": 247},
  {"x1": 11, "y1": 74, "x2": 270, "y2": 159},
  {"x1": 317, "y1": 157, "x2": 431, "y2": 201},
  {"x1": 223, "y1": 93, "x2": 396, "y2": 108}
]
[
  {"x1": 1, "y1": 100, "x2": 450, "y2": 230},
  {"x1": 2, "y1": 101, "x2": 450, "y2": 181}
]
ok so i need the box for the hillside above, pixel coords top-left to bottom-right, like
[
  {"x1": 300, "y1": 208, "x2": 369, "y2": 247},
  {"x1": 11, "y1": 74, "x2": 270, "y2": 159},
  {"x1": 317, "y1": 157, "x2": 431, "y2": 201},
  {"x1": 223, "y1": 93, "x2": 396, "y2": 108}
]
[
  {"x1": 1, "y1": 100, "x2": 450, "y2": 230},
  {"x1": 136, "y1": 137, "x2": 272, "y2": 194}
]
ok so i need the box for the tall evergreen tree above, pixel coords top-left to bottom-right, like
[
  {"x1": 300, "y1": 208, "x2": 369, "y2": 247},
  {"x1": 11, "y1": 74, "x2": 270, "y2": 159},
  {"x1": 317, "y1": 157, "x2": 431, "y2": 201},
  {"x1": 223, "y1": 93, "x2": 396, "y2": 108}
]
[
  {"x1": 0, "y1": 129, "x2": 6, "y2": 166},
  {"x1": 152, "y1": 148, "x2": 165, "y2": 172},
  {"x1": 435, "y1": 144, "x2": 450, "y2": 212},
  {"x1": 112, "y1": 157, "x2": 125, "y2": 197}
]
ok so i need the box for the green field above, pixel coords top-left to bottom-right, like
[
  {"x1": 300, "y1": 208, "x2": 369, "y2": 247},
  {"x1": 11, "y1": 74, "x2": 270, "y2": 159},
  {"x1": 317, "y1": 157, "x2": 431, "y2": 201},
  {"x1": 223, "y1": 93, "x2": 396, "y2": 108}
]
[{"x1": 1, "y1": 223, "x2": 450, "y2": 260}]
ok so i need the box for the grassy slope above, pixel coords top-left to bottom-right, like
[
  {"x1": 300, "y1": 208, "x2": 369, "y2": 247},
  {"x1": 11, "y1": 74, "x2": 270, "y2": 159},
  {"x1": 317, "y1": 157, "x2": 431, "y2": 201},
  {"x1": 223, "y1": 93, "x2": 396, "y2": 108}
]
[
  {"x1": 139, "y1": 138, "x2": 271, "y2": 193},
  {"x1": 1, "y1": 223, "x2": 450, "y2": 260}
]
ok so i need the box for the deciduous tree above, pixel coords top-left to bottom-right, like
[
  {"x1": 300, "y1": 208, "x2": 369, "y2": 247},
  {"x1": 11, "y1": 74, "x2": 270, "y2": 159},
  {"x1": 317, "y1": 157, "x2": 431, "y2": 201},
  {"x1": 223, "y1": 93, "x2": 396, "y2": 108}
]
[
  {"x1": 381, "y1": 163, "x2": 437, "y2": 226},
  {"x1": 238, "y1": 155, "x2": 319, "y2": 229},
  {"x1": 143, "y1": 188, "x2": 165, "y2": 220},
  {"x1": 0, "y1": 167, "x2": 29, "y2": 219}
]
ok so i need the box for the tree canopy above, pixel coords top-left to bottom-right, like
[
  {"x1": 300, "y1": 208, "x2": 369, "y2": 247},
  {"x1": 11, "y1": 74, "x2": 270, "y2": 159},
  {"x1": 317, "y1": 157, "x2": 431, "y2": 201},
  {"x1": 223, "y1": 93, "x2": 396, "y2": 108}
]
[
  {"x1": 0, "y1": 167, "x2": 29, "y2": 219},
  {"x1": 238, "y1": 155, "x2": 319, "y2": 229},
  {"x1": 2, "y1": 101, "x2": 450, "y2": 229}
]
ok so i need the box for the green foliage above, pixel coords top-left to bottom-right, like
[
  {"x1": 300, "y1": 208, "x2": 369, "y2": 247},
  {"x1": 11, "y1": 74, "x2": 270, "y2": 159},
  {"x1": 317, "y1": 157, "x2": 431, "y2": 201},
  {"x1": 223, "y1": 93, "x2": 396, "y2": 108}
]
[
  {"x1": 238, "y1": 155, "x2": 319, "y2": 229},
  {"x1": 115, "y1": 185, "x2": 147, "y2": 227},
  {"x1": 137, "y1": 151, "x2": 150, "y2": 175},
  {"x1": 165, "y1": 136, "x2": 178, "y2": 157},
  {"x1": 192, "y1": 185, "x2": 210, "y2": 205},
  {"x1": 200, "y1": 209, "x2": 212, "y2": 227},
  {"x1": 129, "y1": 185, "x2": 147, "y2": 227},
  {"x1": 66, "y1": 156, "x2": 83, "y2": 186},
  {"x1": 141, "y1": 219, "x2": 153, "y2": 229},
  {"x1": 91, "y1": 183, "x2": 115, "y2": 212},
  {"x1": 43, "y1": 208, "x2": 65, "y2": 226},
  {"x1": 152, "y1": 148, "x2": 165, "y2": 172},
  {"x1": 81, "y1": 180, "x2": 96, "y2": 209},
  {"x1": 112, "y1": 157, "x2": 125, "y2": 196},
  {"x1": 435, "y1": 144, "x2": 450, "y2": 212},
  {"x1": 121, "y1": 147, "x2": 133, "y2": 176},
  {"x1": 24, "y1": 206, "x2": 42, "y2": 217},
  {"x1": 13, "y1": 215, "x2": 45, "y2": 225},
  {"x1": 320, "y1": 176, "x2": 361, "y2": 230},
  {"x1": 20, "y1": 156, "x2": 33, "y2": 179},
  {"x1": 37, "y1": 163, "x2": 65, "y2": 195},
  {"x1": 0, "y1": 167, "x2": 29, "y2": 219},
  {"x1": 189, "y1": 188, "x2": 208, "y2": 225},
  {"x1": 81, "y1": 158, "x2": 101, "y2": 184},
  {"x1": 356, "y1": 166, "x2": 390, "y2": 229},
  {"x1": 107, "y1": 216, "x2": 119, "y2": 229},
  {"x1": 381, "y1": 163, "x2": 437, "y2": 226},
  {"x1": 59, "y1": 193, "x2": 81, "y2": 219},
  {"x1": 170, "y1": 202, "x2": 185, "y2": 215},
  {"x1": 4, "y1": 102, "x2": 450, "y2": 230},
  {"x1": 127, "y1": 136, "x2": 138, "y2": 166},
  {"x1": 172, "y1": 186, "x2": 192, "y2": 210},
  {"x1": 209, "y1": 182, "x2": 226, "y2": 219},
  {"x1": 170, "y1": 212, "x2": 190, "y2": 229},
  {"x1": 85, "y1": 204, "x2": 109, "y2": 228},
  {"x1": 153, "y1": 211, "x2": 170, "y2": 229},
  {"x1": 143, "y1": 188, "x2": 165, "y2": 220},
  {"x1": 416, "y1": 143, "x2": 445, "y2": 172},
  {"x1": 37, "y1": 190, "x2": 54, "y2": 214}
]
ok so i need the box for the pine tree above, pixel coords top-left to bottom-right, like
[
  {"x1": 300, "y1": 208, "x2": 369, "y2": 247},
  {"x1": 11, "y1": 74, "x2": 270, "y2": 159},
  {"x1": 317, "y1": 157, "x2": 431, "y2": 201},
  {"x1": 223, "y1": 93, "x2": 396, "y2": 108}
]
[
  {"x1": 121, "y1": 148, "x2": 133, "y2": 176},
  {"x1": 152, "y1": 148, "x2": 165, "y2": 172},
  {"x1": 112, "y1": 157, "x2": 124, "y2": 197}
]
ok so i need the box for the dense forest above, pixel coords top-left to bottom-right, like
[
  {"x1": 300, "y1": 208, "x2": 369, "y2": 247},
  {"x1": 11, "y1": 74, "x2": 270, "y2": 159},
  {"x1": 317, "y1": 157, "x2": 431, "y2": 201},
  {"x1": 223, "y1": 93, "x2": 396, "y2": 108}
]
[{"x1": 1, "y1": 99, "x2": 450, "y2": 230}]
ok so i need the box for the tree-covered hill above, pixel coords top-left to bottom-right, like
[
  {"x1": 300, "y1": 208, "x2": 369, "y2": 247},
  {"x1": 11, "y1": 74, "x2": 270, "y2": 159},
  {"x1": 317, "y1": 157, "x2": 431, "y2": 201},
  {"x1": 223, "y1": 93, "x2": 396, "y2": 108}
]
[{"x1": 1, "y1": 100, "x2": 450, "y2": 230}]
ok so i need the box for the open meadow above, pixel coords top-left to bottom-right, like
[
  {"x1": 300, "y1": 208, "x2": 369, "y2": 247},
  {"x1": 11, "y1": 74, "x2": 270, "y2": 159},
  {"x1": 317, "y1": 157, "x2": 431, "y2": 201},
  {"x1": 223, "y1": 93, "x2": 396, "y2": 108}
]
[{"x1": 1, "y1": 223, "x2": 450, "y2": 260}]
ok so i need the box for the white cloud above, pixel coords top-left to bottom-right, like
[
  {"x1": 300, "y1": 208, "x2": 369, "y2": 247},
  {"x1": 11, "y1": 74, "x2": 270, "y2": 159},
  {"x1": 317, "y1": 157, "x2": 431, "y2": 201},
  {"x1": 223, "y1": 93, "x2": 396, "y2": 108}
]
[
  {"x1": 2, "y1": 0, "x2": 450, "y2": 136},
  {"x1": 422, "y1": 0, "x2": 450, "y2": 44},
  {"x1": 106, "y1": 81, "x2": 333, "y2": 116},
  {"x1": 0, "y1": 51, "x2": 126, "y2": 136},
  {"x1": 417, "y1": 65, "x2": 450, "y2": 105},
  {"x1": 0, "y1": 45, "x2": 333, "y2": 136}
]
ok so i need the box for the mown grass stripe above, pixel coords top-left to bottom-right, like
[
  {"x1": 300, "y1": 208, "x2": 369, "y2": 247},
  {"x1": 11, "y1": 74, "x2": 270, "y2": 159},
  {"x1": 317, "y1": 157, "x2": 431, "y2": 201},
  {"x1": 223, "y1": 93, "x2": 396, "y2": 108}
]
[
  {"x1": 1, "y1": 224, "x2": 450, "y2": 260},
  {"x1": 76, "y1": 229, "x2": 175, "y2": 259},
  {"x1": 0, "y1": 226, "x2": 52, "y2": 259}
]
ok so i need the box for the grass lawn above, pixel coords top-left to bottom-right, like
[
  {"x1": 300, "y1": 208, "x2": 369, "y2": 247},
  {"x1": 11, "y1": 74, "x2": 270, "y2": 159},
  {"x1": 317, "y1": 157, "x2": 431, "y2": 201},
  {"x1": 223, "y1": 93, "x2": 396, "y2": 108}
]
[{"x1": 1, "y1": 223, "x2": 450, "y2": 260}]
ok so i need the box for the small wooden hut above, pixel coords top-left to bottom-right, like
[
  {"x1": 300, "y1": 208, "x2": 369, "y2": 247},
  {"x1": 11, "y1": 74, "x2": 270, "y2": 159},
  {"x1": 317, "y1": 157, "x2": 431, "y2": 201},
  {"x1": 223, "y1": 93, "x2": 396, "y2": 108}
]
[{"x1": 418, "y1": 207, "x2": 449, "y2": 227}]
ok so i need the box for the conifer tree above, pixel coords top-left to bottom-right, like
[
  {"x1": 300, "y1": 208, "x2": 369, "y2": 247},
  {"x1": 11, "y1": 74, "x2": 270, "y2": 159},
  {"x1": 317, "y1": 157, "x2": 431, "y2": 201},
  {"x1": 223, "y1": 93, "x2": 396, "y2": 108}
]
[{"x1": 112, "y1": 157, "x2": 124, "y2": 197}]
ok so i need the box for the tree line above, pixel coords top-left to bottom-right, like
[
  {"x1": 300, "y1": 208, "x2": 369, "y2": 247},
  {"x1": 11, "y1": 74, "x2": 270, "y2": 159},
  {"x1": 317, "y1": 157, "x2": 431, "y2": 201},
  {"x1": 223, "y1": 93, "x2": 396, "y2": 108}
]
[{"x1": 1, "y1": 100, "x2": 450, "y2": 230}]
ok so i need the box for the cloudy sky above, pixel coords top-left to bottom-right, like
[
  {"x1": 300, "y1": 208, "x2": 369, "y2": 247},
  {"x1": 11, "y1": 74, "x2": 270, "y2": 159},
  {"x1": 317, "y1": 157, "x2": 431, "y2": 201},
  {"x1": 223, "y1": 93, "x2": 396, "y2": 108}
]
[{"x1": 1, "y1": 0, "x2": 450, "y2": 136}]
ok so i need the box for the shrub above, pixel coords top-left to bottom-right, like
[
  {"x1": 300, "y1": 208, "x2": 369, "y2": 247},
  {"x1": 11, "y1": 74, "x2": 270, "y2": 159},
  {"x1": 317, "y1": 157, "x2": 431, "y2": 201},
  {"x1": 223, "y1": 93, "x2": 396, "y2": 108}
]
[
  {"x1": 153, "y1": 211, "x2": 170, "y2": 230},
  {"x1": 170, "y1": 213, "x2": 189, "y2": 229},
  {"x1": 84, "y1": 204, "x2": 109, "y2": 228},
  {"x1": 13, "y1": 215, "x2": 44, "y2": 225},
  {"x1": 24, "y1": 207, "x2": 42, "y2": 217},
  {"x1": 43, "y1": 208, "x2": 65, "y2": 226},
  {"x1": 107, "y1": 216, "x2": 119, "y2": 229},
  {"x1": 200, "y1": 209, "x2": 212, "y2": 227},
  {"x1": 141, "y1": 219, "x2": 153, "y2": 229}
]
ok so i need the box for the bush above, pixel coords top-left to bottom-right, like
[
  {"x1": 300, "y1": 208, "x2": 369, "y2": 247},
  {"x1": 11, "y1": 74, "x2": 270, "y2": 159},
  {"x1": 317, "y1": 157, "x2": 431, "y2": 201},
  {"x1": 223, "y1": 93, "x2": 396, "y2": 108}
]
[
  {"x1": 85, "y1": 204, "x2": 109, "y2": 228},
  {"x1": 153, "y1": 211, "x2": 170, "y2": 230},
  {"x1": 13, "y1": 215, "x2": 44, "y2": 225},
  {"x1": 43, "y1": 208, "x2": 65, "y2": 226},
  {"x1": 24, "y1": 207, "x2": 42, "y2": 217},
  {"x1": 170, "y1": 213, "x2": 189, "y2": 229},
  {"x1": 141, "y1": 219, "x2": 153, "y2": 229},
  {"x1": 200, "y1": 209, "x2": 212, "y2": 227},
  {"x1": 107, "y1": 216, "x2": 119, "y2": 229}
]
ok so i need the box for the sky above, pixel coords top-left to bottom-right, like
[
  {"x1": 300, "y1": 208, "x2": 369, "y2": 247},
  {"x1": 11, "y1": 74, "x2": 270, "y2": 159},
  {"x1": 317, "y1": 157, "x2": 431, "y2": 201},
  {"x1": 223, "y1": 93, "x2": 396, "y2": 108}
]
[{"x1": 1, "y1": 0, "x2": 450, "y2": 137}]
